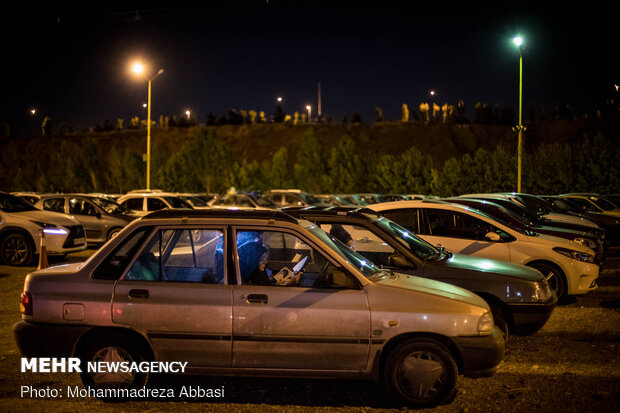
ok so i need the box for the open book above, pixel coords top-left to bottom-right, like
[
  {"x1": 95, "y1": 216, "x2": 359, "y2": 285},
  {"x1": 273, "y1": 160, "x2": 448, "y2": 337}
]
[{"x1": 273, "y1": 256, "x2": 308, "y2": 284}]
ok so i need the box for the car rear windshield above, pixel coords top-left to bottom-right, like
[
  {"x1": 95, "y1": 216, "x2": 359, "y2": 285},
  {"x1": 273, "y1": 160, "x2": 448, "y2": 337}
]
[
  {"x1": 0, "y1": 193, "x2": 37, "y2": 212},
  {"x1": 372, "y1": 216, "x2": 438, "y2": 260}
]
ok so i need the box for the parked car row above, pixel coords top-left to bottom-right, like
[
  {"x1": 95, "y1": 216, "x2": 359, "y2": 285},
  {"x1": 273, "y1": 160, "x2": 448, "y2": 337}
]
[{"x1": 6, "y1": 188, "x2": 618, "y2": 407}]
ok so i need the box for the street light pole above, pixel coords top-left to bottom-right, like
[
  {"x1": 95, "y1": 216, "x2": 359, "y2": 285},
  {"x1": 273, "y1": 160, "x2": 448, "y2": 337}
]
[
  {"x1": 513, "y1": 37, "x2": 524, "y2": 192},
  {"x1": 144, "y1": 68, "x2": 164, "y2": 190}
]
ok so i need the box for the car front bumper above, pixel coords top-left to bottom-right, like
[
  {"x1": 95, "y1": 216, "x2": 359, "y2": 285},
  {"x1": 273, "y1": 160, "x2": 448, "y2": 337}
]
[
  {"x1": 452, "y1": 326, "x2": 505, "y2": 378},
  {"x1": 507, "y1": 295, "x2": 558, "y2": 335}
]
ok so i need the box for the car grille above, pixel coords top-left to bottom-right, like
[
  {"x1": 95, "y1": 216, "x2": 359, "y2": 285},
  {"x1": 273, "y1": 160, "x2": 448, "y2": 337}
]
[{"x1": 62, "y1": 225, "x2": 86, "y2": 248}]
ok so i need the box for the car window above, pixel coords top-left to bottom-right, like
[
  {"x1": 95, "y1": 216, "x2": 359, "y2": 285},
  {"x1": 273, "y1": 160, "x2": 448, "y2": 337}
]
[
  {"x1": 42, "y1": 198, "x2": 65, "y2": 213},
  {"x1": 125, "y1": 229, "x2": 225, "y2": 284},
  {"x1": 0, "y1": 193, "x2": 37, "y2": 212},
  {"x1": 380, "y1": 209, "x2": 419, "y2": 233},
  {"x1": 235, "y1": 229, "x2": 359, "y2": 289},
  {"x1": 424, "y1": 209, "x2": 495, "y2": 241},
  {"x1": 93, "y1": 228, "x2": 153, "y2": 280},
  {"x1": 122, "y1": 198, "x2": 144, "y2": 211},
  {"x1": 163, "y1": 196, "x2": 192, "y2": 209},
  {"x1": 319, "y1": 223, "x2": 396, "y2": 268},
  {"x1": 69, "y1": 198, "x2": 99, "y2": 216},
  {"x1": 147, "y1": 197, "x2": 168, "y2": 211}
]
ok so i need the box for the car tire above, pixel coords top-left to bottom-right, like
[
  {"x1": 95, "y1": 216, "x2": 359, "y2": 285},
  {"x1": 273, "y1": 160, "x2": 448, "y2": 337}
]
[
  {"x1": 79, "y1": 335, "x2": 149, "y2": 395},
  {"x1": 107, "y1": 227, "x2": 122, "y2": 241},
  {"x1": 0, "y1": 232, "x2": 34, "y2": 266},
  {"x1": 528, "y1": 262, "x2": 566, "y2": 300},
  {"x1": 384, "y1": 338, "x2": 458, "y2": 408}
]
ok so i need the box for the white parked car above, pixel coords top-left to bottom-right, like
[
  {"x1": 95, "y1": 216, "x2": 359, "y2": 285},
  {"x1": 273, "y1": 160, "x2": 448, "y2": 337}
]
[
  {"x1": 0, "y1": 192, "x2": 86, "y2": 266},
  {"x1": 117, "y1": 190, "x2": 193, "y2": 217},
  {"x1": 369, "y1": 200, "x2": 599, "y2": 300}
]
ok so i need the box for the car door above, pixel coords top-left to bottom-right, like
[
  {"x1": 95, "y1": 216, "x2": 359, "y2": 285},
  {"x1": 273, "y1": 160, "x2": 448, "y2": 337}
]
[
  {"x1": 112, "y1": 226, "x2": 232, "y2": 367},
  {"x1": 419, "y1": 208, "x2": 511, "y2": 261},
  {"x1": 231, "y1": 227, "x2": 370, "y2": 371},
  {"x1": 68, "y1": 197, "x2": 103, "y2": 242}
]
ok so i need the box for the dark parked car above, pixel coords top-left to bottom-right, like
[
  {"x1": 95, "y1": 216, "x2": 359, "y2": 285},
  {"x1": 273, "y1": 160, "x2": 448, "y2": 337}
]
[
  {"x1": 283, "y1": 206, "x2": 557, "y2": 340},
  {"x1": 444, "y1": 197, "x2": 607, "y2": 263}
]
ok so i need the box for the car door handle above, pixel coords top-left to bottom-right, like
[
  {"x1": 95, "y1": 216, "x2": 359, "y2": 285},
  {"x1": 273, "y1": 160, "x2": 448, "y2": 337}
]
[
  {"x1": 128, "y1": 289, "x2": 149, "y2": 299},
  {"x1": 246, "y1": 294, "x2": 268, "y2": 304}
]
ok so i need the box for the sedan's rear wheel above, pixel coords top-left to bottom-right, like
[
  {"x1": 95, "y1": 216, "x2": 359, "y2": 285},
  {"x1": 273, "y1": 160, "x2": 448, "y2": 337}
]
[
  {"x1": 384, "y1": 339, "x2": 458, "y2": 407},
  {"x1": 0, "y1": 233, "x2": 34, "y2": 266},
  {"x1": 80, "y1": 336, "x2": 148, "y2": 396}
]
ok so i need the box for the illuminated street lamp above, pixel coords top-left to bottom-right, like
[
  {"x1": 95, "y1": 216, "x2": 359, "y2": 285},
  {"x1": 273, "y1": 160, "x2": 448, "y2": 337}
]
[
  {"x1": 306, "y1": 105, "x2": 312, "y2": 122},
  {"x1": 185, "y1": 110, "x2": 191, "y2": 119},
  {"x1": 513, "y1": 36, "x2": 525, "y2": 192},
  {"x1": 131, "y1": 61, "x2": 164, "y2": 190},
  {"x1": 276, "y1": 96, "x2": 283, "y2": 103}
]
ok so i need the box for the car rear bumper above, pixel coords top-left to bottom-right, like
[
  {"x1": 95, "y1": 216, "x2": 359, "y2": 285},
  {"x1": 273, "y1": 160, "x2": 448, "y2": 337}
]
[
  {"x1": 507, "y1": 296, "x2": 558, "y2": 335},
  {"x1": 452, "y1": 327, "x2": 505, "y2": 378},
  {"x1": 13, "y1": 320, "x2": 89, "y2": 357}
]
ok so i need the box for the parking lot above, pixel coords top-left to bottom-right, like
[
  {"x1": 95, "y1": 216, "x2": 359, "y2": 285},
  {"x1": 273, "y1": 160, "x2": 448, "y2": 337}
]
[{"x1": 0, "y1": 249, "x2": 618, "y2": 413}]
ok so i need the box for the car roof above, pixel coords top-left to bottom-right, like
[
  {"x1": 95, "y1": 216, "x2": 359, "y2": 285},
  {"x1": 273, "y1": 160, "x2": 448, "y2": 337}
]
[
  {"x1": 141, "y1": 207, "x2": 299, "y2": 223},
  {"x1": 279, "y1": 205, "x2": 378, "y2": 218}
]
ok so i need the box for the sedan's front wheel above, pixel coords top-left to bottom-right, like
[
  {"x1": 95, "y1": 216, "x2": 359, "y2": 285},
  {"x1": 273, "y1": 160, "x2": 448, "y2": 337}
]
[
  {"x1": 0, "y1": 233, "x2": 34, "y2": 266},
  {"x1": 384, "y1": 339, "x2": 458, "y2": 408}
]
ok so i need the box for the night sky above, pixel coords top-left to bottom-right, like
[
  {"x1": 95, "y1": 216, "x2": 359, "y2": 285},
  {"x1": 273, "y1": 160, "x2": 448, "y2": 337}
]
[{"x1": 1, "y1": 1, "x2": 616, "y2": 135}]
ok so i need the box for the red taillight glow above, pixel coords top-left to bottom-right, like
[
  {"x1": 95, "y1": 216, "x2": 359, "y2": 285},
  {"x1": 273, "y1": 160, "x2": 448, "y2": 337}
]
[{"x1": 20, "y1": 292, "x2": 32, "y2": 315}]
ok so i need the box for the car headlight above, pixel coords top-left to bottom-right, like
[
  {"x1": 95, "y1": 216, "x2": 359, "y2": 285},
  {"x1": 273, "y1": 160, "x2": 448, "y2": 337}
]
[
  {"x1": 573, "y1": 237, "x2": 597, "y2": 250},
  {"x1": 532, "y1": 280, "x2": 554, "y2": 301},
  {"x1": 477, "y1": 311, "x2": 494, "y2": 334},
  {"x1": 30, "y1": 221, "x2": 68, "y2": 235},
  {"x1": 553, "y1": 247, "x2": 594, "y2": 263}
]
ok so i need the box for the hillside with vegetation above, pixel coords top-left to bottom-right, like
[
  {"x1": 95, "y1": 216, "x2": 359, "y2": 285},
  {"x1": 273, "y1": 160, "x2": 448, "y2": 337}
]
[{"x1": 2, "y1": 116, "x2": 619, "y2": 196}]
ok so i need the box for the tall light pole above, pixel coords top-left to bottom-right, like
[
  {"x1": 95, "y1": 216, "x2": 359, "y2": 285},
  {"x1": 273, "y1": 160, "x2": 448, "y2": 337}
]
[
  {"x1": 132, "y1": 62, "x2": 164, "y2": 190},
  {"x1": 306, "y1": 105, "x2": 312, "y2": 122},
  {"x1": 513, "y1": 36, "x2": 524, "y2": 192}
]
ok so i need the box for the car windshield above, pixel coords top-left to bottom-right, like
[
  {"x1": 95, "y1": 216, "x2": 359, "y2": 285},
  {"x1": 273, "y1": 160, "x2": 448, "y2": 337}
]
[
  {"x1": 306, "y1": 223, "x2": 384, "y2": 279},
  {"x1": 371, "y1": 215, "x2": 438, "y2": 260},
  {"x1": 183, "y1": 196, "x2": 208, "y2": 207},
  {"x1": 0, "y1": 193, "x2": 37, "y2": 212},
  {"x1": 251, "y1": 195, "x2": 277, "y2": 208},
  {"x1": 91, "y1": 197, "x2": 127, "y2": 214},
  {"x1": 163, "y1": 197, "x2": 193, "y2": 209},
  {"x1": 590, "y1": 196, "x2": 617, "y2": 211}
]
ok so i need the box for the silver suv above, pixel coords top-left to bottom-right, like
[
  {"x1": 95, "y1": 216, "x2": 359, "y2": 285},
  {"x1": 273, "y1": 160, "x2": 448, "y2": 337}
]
[{"x1": 14, "y1": 209, "x2": 504, "y2": 407}]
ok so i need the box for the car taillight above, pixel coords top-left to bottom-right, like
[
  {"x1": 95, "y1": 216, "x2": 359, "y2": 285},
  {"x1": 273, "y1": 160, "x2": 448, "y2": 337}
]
[{"x1": 20, "y1": 292, "x2": 32, "y2": 315}]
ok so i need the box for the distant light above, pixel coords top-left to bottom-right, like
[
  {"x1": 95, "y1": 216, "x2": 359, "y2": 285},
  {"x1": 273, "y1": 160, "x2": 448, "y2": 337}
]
[
  {"x1": 132, "y1": 62, "x2": 145, "y2": 75},
  {"x1": 360, "y1": 260, "x2": 367, "y2": 267},
  {"x1": 142, "y1": 103, "x2": 147, "y2": 108},
  {"x1": 30, "y1": 109, "x2": 36, "y2": 115},
  {"x1": 403, "y1": 231, "x2": 409, "y2": 238},
  {"x1": 513, "y1": 36, "x2": 523, "y2": 47},
  {"x1": 305, "y1": 105, "x2": 311, "y2": 110},
  {"x1": 430, "y1": 90, "x2": 436, "y2": 96},
  {"x1": 185, "y1": 110, "x2": 191, "y2": 119},
  {"x1": 276, "y1": 96, "x2": 283, "y2": 102}
]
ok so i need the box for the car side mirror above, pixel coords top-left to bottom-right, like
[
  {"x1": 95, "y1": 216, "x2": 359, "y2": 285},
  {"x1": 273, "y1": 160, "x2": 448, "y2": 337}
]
[
  {"x1": 485, "y1": 232, "x2": 501, "y2": 242},
  {"x1": 388, "y1": 254, "x2": 415, "y2": 269}
]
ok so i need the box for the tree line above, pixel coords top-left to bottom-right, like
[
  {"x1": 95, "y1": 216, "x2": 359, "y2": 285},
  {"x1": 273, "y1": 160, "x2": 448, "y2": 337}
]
[{"x1": 3, "y1": 127, "x2": 618, "y2": 196}]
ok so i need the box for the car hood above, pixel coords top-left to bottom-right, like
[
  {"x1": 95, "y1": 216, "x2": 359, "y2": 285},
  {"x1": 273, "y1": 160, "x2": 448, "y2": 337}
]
[
  {"x1": 373, "y1": 271, "x2": 489, "y2": 308},
  {"x1": 12, "y1": 210, "x2": 79, "y2": 226},
  {"x1": 424, "y1": 253, "x2": 543, "y2": 282},
  {"x1": 542, "y1": 212, "x2": 601, "y2": 228},
  {"x1": 523, "y1": 232, "x2": 594, "y2": 253}
]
